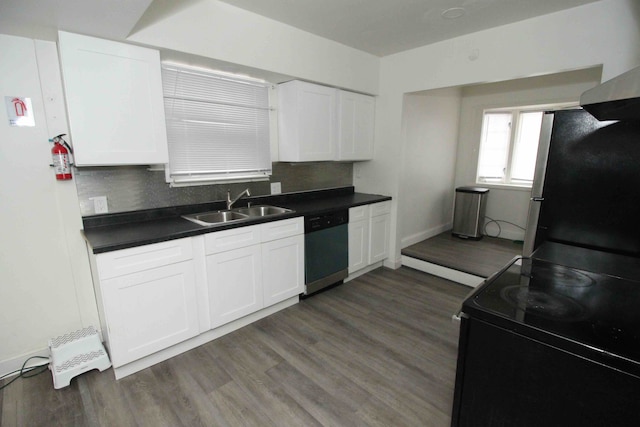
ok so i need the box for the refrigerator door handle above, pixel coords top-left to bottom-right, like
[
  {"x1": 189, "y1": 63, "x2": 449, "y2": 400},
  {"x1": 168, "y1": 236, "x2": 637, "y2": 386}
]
[{"x1": 523, "y1": 112, "x2": 554, "y2": 256}]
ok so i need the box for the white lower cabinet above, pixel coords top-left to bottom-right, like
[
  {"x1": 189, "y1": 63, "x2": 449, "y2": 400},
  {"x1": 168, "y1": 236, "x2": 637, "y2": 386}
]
[
  {"x1": 207, "y1": 245, "x2": 263, "y2": 329},
  {"x1": 369, "y1": 211, "x2": 391, "y2": 264},
  {"x1": 93, "y1": 238, "x2": 198, "y2": 367},
  {"x1": 205, "y1": 217, "x2": 304, "y2": 328},
  {"x1": 348, "y1": 201, "x2": 391, "y2": 274},
  {"x1": 262, "y1": 234, "x2": 304, "y2": 306},
  {"x1": 348, "y1": 205, "x2": 370, "y2": 273},
  {"x1": 89, "y1": 217, "x2": 304, "y2": 376}
]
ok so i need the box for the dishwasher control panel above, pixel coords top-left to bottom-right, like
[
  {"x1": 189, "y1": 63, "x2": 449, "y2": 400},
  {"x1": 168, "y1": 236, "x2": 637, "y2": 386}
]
[{"x1": 304, "y1": 210, "x2": 349, "y2": 233}]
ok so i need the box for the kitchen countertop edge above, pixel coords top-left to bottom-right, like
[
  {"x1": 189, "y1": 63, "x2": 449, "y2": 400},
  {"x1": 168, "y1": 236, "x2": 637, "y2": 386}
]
[{"x1": 82, "y1": 187, "x2": 391, "y2": 254}]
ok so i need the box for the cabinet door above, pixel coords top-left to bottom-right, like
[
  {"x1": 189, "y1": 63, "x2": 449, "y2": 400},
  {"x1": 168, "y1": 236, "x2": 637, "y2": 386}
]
[
  {"x1": 348, "y1": 205, "x2": 370, "y2": 273},
  {"x1": 278, "y1": 81, "x2": 336, "y2": 161},
  {"x1": 336, "y1": 91, "x2": 375, "y2": 161},
  {"x1": 207, "y1": 245, "x2": 263, "y2": 328},
  {"x1": 101, "y1": 261, "x2": 198, "y2": 367},
  {"x1": 58, "y1": 31, "x2": 168, "y2": 166},
  {"x1": 369, "y1": 214, "x2": 391, "y2": 264},
  {"x1": 349, "y1": 220, "x2": 370, "y2": 273},
  {"x1": 262, "y1": 235, "x2": 304, "y2": 307}
]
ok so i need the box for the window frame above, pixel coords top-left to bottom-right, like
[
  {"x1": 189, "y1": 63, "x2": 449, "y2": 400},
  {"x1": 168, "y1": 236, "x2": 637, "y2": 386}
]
[{"x1": 476, "y1": 102, "x2": 577, "y2": 189}]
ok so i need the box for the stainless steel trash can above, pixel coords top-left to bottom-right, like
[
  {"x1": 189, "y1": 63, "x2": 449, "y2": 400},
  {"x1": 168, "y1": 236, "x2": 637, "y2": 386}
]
[{"x1": 452, "y1": 186, "x2": 489, "y2": 239}]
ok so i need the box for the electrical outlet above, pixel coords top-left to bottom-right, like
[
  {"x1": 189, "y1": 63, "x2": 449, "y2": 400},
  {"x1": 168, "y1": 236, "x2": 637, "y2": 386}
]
[
  {"x1": 92, "y1": 196, "x2": 108, "y2": 214},
  {"x1": 270, "y1": 182, "x2": 282, "y2": 195}
]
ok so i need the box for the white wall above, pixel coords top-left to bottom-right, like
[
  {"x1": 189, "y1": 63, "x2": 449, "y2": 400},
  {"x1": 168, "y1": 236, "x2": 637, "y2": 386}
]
[
  {"x1": 356, "y1": 0, "x2": 640, "y2": 266},
  {"x1": 399, "y1": 88, "x2": 461, "y2": 248},
  {"x1": 127, "y1": 0, "x2": 380, "y2": 94},
  {"x1": 455, "y1": 67, "x2": 602, "y2": 241},
  {"x1": 0, "y1": 0, "x2": 382, "y2": 372},
  {"x1": 2, "y1": 0, "x2": 640, "y2": 372},
  {"x1": 0, "y1": 34, "x2": 98, "y2": 374}
]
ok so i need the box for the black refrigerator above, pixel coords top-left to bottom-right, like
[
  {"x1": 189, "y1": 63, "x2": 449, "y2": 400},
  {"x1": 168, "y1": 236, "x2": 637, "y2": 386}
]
[
  {"x1": 523, "y1": 108, "x2": 640, "y2": 257},
  {"x1": 451, "y1": 78, "x2": 640, "y2": 425}
]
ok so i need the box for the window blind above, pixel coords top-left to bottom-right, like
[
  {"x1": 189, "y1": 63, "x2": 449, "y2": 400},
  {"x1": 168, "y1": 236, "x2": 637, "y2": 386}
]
[{"x1": 162, "y1": 64, "x2": 272, "y2": 186}]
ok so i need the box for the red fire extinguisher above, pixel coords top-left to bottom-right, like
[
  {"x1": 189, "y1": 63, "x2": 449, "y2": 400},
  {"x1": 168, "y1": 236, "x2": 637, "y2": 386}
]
[{"x1": 50, "y1": 134, "x2": 73, "y2": 180}]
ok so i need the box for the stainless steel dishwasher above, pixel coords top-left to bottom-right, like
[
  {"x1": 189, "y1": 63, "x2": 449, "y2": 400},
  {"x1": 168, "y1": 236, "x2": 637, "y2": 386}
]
[{"x1": 304, "y1": 210, "x2": 349, "y2": 295}]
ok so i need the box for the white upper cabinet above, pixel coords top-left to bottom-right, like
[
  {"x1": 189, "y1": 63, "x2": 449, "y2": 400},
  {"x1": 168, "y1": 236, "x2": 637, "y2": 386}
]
[
  {"x1": 336, "y1": 90, "x2": 375, "y2": 161},
  {"x1": 278, "y1": 80, "x2": 375, "y2": 162},
  {"x1": 278, "y1": 80, "x2": 336, "y2": 161},
  {"x1": 58, "y1": 32, "x2": 168, "y2": 166}
]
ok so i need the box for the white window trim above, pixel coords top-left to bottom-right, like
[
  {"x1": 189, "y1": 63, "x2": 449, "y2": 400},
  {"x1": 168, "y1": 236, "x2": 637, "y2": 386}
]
[
  {"x1": 161, "y1": 63, "x2": 274, "y2": 187},
  {"x1": 476, "y1": 102, "x2": 578, "y2": 189}
]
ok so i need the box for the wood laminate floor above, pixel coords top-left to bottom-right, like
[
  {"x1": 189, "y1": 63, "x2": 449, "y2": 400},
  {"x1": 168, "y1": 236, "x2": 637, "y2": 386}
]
[
  {"x1": 0, "y1": 267, "x2": 469, "y2": 427},
  {"x1": 402, "y1": 231, "x2": 523, "y2": 278}
]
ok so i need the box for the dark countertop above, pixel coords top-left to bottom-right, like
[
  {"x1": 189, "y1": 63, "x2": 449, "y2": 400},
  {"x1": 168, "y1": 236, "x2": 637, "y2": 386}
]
[
  {"x1": 532, "y1": 242, "x2": 640, "y2": 281},
  {"x1": 83, "y1": 187, "x2": 391, "y2": 254}
]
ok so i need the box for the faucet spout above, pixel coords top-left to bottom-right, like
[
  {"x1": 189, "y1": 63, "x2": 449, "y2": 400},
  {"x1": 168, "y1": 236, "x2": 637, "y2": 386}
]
[{"x1": 227, "y1": 188, "x2": 251, "y2": 210}]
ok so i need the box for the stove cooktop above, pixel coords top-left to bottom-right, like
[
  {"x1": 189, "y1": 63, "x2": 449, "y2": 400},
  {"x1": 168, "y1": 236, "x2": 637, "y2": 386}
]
[{"x1": 463, "y1": 255, "x2": 640, "y2": 368}]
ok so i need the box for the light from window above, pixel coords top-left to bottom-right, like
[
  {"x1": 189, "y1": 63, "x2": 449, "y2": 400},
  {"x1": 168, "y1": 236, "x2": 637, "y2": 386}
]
[
  {"x1": 477, "y1": 113, "x2": 511, "y2": 182},
  {"x1": 477, "y1": 108, "x2": 543, "y2": 187},
  {"x1": 511, "y1": 112, "x2": 543, "y2": 183}
]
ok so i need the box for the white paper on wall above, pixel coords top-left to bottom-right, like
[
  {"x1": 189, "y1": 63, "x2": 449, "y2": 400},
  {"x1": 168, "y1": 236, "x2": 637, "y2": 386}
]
[{"x1": 5, "y1": 96, "x2": 35, "y2": 127}]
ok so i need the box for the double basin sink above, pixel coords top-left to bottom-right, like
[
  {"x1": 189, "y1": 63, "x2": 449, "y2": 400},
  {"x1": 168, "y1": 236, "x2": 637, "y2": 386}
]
[{"x1": 182, "y1": 205, "x2": 293, "y2": 226}]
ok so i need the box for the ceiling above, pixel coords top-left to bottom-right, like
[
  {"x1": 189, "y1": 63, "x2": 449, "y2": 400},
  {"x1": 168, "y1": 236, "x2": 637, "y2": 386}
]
[
  {"x1": 216, "y1": 0, "x2": 600, "y2": 56},
  {"x1": 0, "y1": 0, "x2": 600, "y2": 56},
  {"x1": 0, "y1": 0, "x2": 155, "y2": 41}
]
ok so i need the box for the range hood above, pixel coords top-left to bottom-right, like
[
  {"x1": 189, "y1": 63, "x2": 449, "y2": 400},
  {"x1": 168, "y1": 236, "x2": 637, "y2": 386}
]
[{"x1": 580, "y1": 65, "x2": 640, "y2": 121}]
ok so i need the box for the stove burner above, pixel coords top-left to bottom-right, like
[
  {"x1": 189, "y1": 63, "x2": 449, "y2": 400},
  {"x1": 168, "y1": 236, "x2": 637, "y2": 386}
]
[
  {"x1": 529, "y1": 264, "x2": 595, "y2": 288},
  {"x1": 501, "y1": 286, "x2": 586, "y2": 320}
]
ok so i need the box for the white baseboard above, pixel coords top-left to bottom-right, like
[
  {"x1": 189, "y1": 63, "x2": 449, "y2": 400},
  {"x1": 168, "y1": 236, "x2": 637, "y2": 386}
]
[
  {"x1": 0, "y1": 347, "x2": 51, "y2": 379},
  {"x1": 401, "y1": 222, "x2": 452, "y2": 249},
  {"x1": 345, "y1": 261, "x2": 384, "y2": 282},
  {"x1": 401, "y1": 255, "x2": 484, "y2": 288},
  {"x1": 1, "y1": 298, "x2": 301, "y2": 381},
  {"x1": 384, "y1": 258, "x2": 401, "y2": 270}
]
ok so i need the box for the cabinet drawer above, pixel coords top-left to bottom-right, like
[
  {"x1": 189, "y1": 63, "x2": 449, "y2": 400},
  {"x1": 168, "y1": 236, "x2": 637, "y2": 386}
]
[
  {"x1": 261, "y1": 217, "x2": 303, "y2": 242},
  {"x1": 205, "y1": 224, "x2": 261, "y2": 255},
  {"x1": 370, "y1": 201, "x2": 391, "y2": 217},
  {"x1": 349, "y1": 205, "x2": 370, "y2": 222},
  {"x1": 97, "y1": 238, "x2": 193, "y2": 280}
]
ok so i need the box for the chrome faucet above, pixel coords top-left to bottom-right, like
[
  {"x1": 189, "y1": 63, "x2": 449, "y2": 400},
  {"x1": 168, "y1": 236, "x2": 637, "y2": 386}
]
[{"x1": 226, "y1": 188, "x2": 251, "y2": 210}]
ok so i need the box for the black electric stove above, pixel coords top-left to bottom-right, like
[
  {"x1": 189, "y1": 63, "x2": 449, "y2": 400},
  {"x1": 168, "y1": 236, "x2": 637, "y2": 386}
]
[
  {"x1": 451, "y1": 243, "x2": 640, "y2": 427},
  {"x1": 465, "y1": 254, "x2": 640, "y2": 375}
]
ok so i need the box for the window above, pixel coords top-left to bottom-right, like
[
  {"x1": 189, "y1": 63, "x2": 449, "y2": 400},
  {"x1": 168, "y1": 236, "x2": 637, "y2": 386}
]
[
  {"x1": 476, "y1": 107, "x2": 545, "y2": 187},
  {"x1": 162, "y1": 63, "x2": 272, "y2": 186}
]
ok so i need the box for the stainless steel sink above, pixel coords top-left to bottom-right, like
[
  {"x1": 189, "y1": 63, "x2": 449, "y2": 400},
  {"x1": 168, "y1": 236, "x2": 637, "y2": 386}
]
[
  {"x1": 182, "y1": 210, "x2": 250, "y2": 226},
  {"x1": 235, "y1": 205, "x2": 292, "y2": 217},
  {"x1": 182, "y1": 205, "x2": 293, "y2": 226}
]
